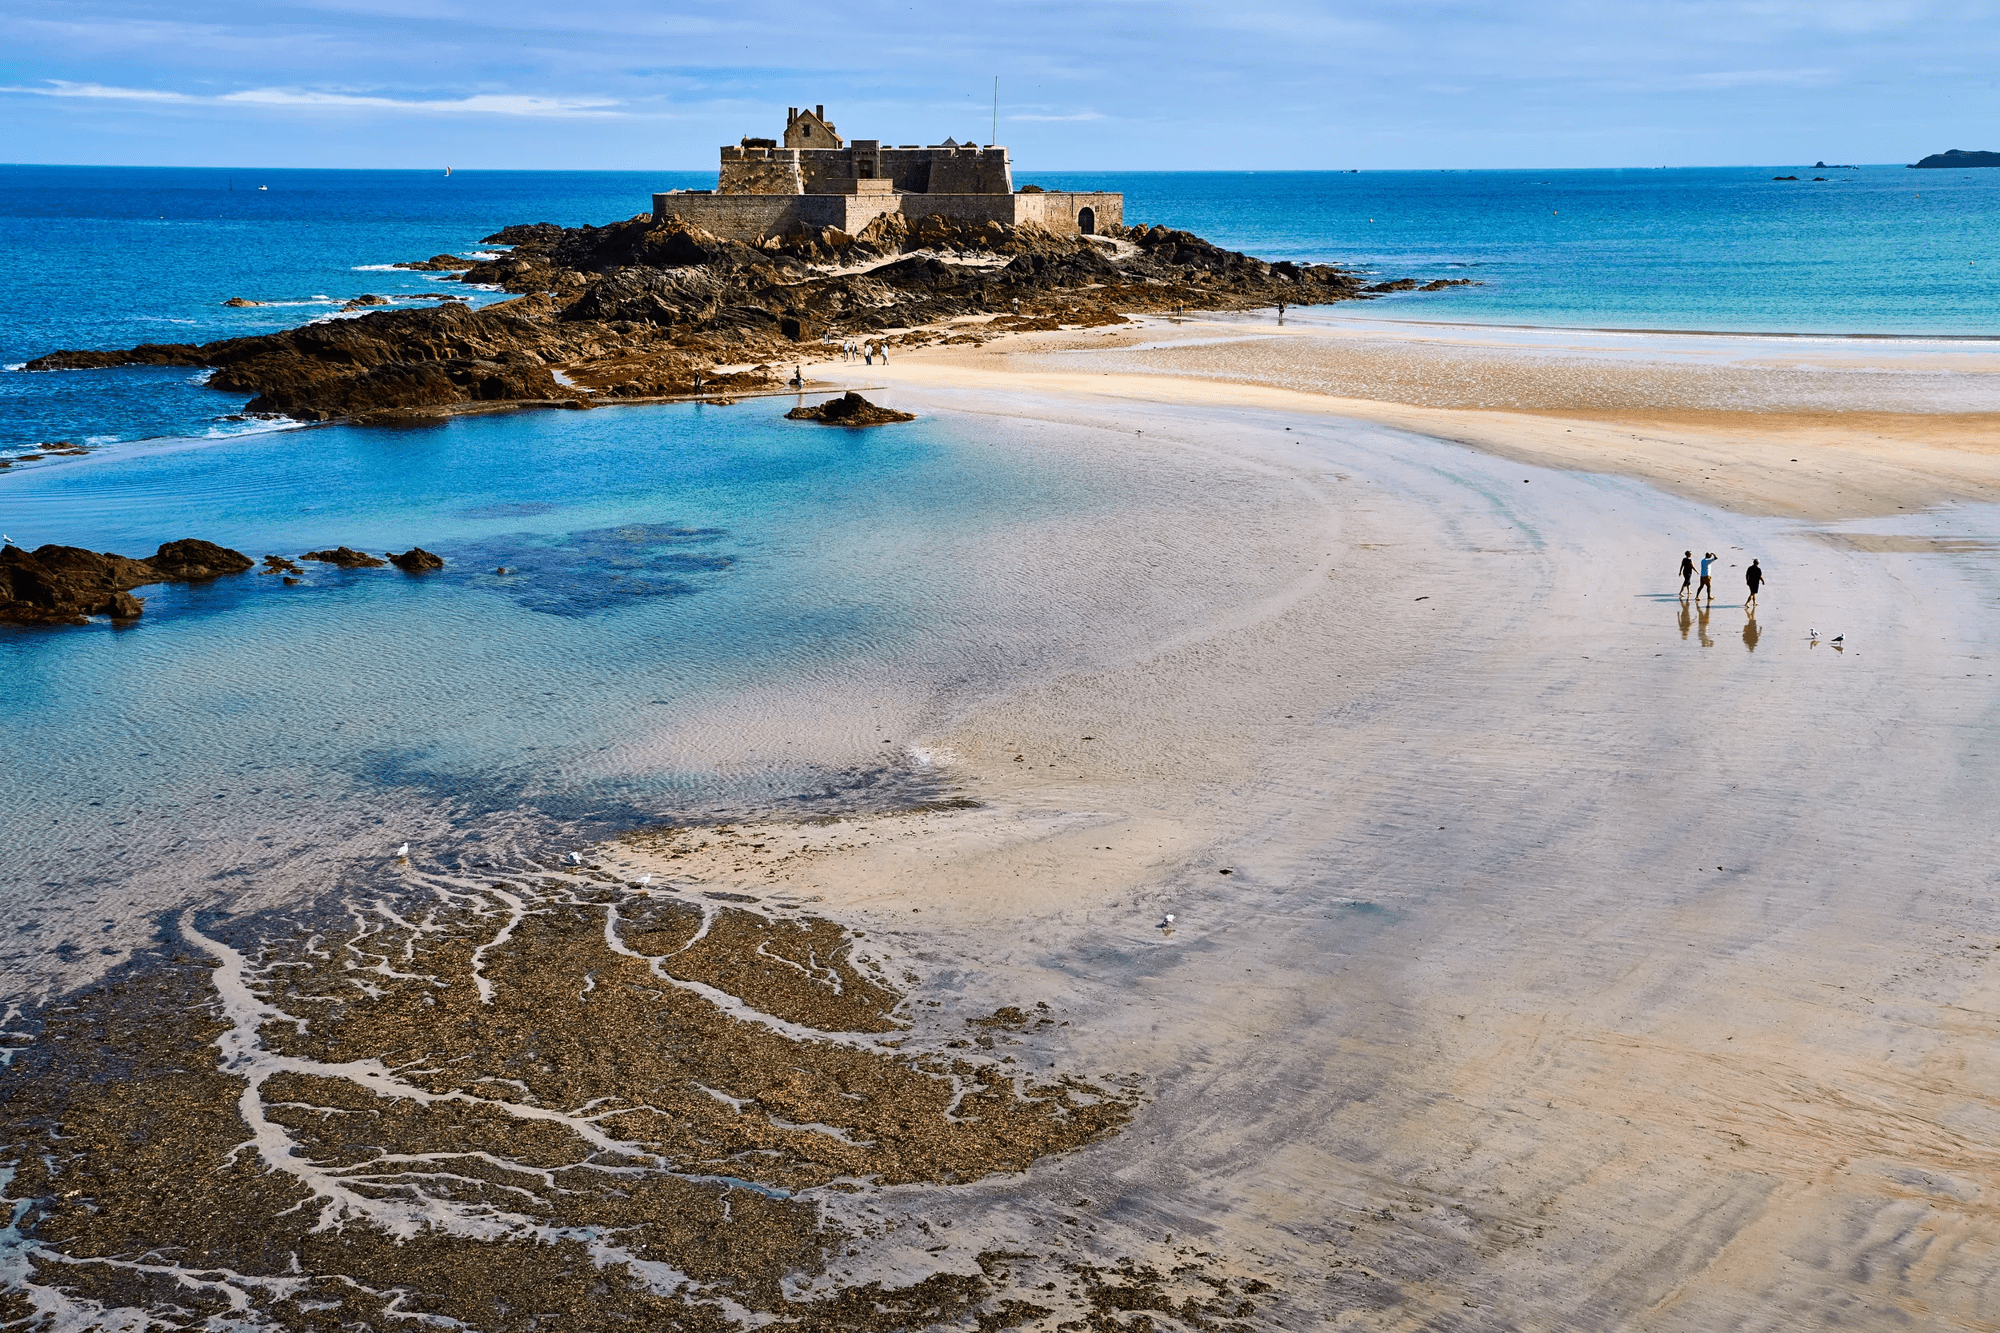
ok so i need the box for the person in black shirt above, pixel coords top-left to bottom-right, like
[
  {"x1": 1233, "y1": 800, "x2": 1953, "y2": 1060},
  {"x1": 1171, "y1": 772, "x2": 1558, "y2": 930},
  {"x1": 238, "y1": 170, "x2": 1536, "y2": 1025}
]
[
  {"x1": 1679, "y1": 550, "x2": 1696, "y2": 596},
  {"x1": 1745, "y1": 558, "x2": 1765, "y2": 608}
]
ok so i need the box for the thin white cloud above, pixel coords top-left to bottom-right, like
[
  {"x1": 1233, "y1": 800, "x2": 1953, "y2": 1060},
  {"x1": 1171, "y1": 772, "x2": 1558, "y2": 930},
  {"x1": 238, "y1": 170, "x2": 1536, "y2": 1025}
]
[
  {"x1": 1671, "y1": 67, "x2": 1841, "y2": 90},
  {"x1": 221, "y1": 88, "x2": 618, "y2": 115},
  {"x1": 0, "y1": 80, "x2": 191, "y2": 101},
  {"x1": 0, "y1": 79, "x2": 619, "y2": 116}
]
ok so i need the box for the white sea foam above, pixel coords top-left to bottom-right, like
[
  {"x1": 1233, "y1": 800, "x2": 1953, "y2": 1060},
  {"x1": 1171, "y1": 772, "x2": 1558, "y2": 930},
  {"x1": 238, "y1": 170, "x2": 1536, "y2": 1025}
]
[
  {"x1": 3, "y1": 363, "x2": 23, "y2": 372},
  {"x1": 204, "y1": 415, "x2": 310, "y2": 439},
  {"x1": 352, "y1": 264, "x2": 403, "y2": 272}
]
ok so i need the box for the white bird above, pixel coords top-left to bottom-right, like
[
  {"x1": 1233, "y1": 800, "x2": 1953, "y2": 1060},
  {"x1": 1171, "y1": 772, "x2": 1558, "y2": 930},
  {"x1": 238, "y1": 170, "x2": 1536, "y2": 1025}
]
[
  {"x1": 1160, "y1": 913, "x2": 1176, "y2": 927},
  {"x1": 569, "y1": 851, "x2": 583, "y2": 865},
  {"x1": 1808, "y1": 628, "x2": 1819, "y2": 639},
  {"x1": 395, "y1": 842, "x2": 409, "y2": 858},
  {"x1": 638, "y1": 874, "x2": 652, "y2": 886}
]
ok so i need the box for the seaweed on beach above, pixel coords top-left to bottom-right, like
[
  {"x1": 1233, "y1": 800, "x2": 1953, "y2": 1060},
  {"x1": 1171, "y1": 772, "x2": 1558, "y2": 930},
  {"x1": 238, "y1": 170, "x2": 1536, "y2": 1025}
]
[{"x1": 0, "y1": 857, "x2": 1137, "y2": 1330}]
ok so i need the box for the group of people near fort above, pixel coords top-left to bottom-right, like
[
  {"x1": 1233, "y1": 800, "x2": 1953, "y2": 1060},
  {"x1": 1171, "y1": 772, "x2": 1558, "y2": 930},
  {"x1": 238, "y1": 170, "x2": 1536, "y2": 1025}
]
[{"x1": 1680, "y1": 549, "x2": 1764, "y2": 607}]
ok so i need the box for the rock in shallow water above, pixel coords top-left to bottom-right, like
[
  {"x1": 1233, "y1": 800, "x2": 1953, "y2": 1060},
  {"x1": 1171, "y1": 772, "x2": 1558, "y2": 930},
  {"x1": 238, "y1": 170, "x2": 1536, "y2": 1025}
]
[
  {"x1": 0, "y1": 539, "x2": 253, "y2": 625},
  {"x1": 388, "y1": 547, "x2": 445, "y2": 572},
  {"x1": 302, "y1": 546, "x2": 388, "y2": 569},
  {"x1": 784, "y1": 392, "x2": 916, "y2": 426},
  {"x1": 151, "y1": 538, "x2": 255, "y2": 581}
]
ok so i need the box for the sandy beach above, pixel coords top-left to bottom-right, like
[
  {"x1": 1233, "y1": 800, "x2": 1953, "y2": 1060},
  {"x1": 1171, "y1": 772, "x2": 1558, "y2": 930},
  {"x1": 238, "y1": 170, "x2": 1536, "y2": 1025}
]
[
  {"x1": 12, "y1": 313, "x2": 2000, "y2": 1329},
  {"x1": 620, "y1": 319, "x2": 2000, "y2": 1326}
]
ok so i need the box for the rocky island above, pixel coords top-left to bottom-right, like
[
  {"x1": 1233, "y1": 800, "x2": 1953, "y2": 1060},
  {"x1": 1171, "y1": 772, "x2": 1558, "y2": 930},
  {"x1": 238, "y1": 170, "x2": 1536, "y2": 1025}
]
[
  {"x1": 1911, "y1": 148, "x2": 2000, "y2": 168},
  {"x1": 23, "y1": 212, "x2": 1449, "y2": 427}
]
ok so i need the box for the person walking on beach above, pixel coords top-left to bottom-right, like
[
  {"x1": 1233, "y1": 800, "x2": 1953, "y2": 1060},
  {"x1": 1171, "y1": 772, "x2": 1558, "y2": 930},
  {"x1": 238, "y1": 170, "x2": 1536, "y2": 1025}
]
[
  {"x1": 1745, "y1": 558, "x2": 1764, "y2": 608},
  {"x1": 864, "y1": 343, "x2": 873, "y2": 366},
  {"x1": 1696, "y1": 551, "x2": 1717, "y2": 603},
  {"x1": 1679, "y1": 550, "x2": 1695, "y2": 596}
]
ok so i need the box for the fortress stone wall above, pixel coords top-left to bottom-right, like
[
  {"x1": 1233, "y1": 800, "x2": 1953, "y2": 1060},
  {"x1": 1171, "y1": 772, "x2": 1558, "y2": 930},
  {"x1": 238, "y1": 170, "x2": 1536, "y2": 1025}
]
[
  {"x1": 655, "y1": 189, "x2": 1123, "y2": 241},
  {"x1": 656, "y1": 103, "x2": 1122, "y2": 242}
]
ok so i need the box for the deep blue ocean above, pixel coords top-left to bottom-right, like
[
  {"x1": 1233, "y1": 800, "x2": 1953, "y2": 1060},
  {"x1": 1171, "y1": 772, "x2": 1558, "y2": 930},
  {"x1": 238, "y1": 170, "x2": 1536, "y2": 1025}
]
[{"x1": 3, "y1": 162, "x2": 1997, "y2": 984}]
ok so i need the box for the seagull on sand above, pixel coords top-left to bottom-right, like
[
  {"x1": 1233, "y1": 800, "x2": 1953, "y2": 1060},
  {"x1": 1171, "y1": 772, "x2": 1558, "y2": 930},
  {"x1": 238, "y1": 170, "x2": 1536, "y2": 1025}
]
[
  {"x1": 569, "y1": 851, "x2": 584, "y2": 865},
  {"x1": 1831, "y1": 634, "x2": 1844, "y2": 645},
  {"x1": 1159, "y1": 913, "x2": 1175, "y2": 928},
  {"x1": 638, "y1": 874, "x2": 652, "y2": 886},
  {"x1": 395, "y1": 843, "x2": 409, "y2": 859}
]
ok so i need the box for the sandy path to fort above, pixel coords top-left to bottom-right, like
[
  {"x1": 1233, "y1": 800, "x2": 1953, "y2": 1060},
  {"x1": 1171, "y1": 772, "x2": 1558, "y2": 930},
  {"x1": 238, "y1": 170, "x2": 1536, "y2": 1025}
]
[{"x1": 617, "y1": 324, "x2": 2000, "y2": 1328}]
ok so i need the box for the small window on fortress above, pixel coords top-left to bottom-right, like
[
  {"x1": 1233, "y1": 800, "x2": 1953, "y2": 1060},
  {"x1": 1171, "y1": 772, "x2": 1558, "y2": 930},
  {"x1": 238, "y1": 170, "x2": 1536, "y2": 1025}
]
[{"x1": 804, "y1": 124, "x2": 813, "y2": 138}]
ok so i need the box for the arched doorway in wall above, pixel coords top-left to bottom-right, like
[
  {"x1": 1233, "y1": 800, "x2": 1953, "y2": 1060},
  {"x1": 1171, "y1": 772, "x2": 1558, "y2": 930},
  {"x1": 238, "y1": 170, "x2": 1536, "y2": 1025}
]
[{"x1": 1077, "y1": 206, "x2": 1095, "y2": 235}]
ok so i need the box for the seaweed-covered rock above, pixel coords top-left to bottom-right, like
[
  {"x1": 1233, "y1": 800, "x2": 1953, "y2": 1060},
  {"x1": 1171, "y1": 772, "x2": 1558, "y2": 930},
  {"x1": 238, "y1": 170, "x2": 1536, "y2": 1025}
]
[
  {"x1": 302, "y1": 546, "x2": 388, "y2": 569},
  {"x1": 785, "y1": 392, "x2": 915, "y2": 426}
]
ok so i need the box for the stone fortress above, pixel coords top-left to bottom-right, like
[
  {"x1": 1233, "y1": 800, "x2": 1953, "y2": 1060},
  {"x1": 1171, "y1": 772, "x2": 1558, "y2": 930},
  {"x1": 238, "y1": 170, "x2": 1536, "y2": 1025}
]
[{"x1": 654, "y1": 105, "x2": 1122, "y2": 242}]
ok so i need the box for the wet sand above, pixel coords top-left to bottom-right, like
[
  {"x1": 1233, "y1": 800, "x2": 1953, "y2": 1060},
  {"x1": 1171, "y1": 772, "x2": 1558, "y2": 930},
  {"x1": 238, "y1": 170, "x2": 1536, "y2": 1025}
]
[
  {"x1": 724, "y1": 324, "x2": 2000, "y2": 1325},
  {"x1": 10, "y1": 316, "x2": 2000, "y2": 1328}
]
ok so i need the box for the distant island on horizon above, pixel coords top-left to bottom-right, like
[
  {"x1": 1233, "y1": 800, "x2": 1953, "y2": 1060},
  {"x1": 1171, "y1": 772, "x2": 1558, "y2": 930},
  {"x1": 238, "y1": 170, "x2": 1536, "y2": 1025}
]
[{"x1": 1911, "y1": 148, "x2": 2000, "y2": 168}]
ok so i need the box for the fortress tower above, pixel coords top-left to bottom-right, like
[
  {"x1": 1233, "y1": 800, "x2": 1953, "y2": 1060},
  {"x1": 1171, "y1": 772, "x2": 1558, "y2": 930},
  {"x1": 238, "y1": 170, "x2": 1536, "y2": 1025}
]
[{"x1": 653, "y1": 103, "x2": 1120, "y2": 242}]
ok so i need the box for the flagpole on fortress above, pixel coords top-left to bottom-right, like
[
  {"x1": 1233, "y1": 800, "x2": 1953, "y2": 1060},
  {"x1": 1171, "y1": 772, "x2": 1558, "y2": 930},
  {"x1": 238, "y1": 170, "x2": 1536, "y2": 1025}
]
[{"x1": 992, "y1": 77, "x2": 998, "y2": 146}]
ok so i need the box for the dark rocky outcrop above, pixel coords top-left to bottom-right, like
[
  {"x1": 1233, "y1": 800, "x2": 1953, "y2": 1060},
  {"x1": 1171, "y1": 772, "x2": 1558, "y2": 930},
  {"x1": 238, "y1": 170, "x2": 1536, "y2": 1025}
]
[
  {"x1": 222, "y1": 297, "x2": 267, "y2": 307},
  {"x1": 302, "y1": 547, "x2": 388, "y2": 569},
  {"x1": 388, "y1": 547, "x2": 445, "y2": 572},
  {"x1": 24, "y1": 210, "x2": 1471, "y2": 427},
  {"x1": 0, "y1": 540, "x2": 252, "y2": 626},
  {"x1": 150, "y1": 539, "x2": 255, "y2": 581},
  {"x1": 784, "y1": 392, "x2": 915, "y2": 426},
  {"x1": 1912, "y1": 149, "x2": 2000, "y2": 168}
]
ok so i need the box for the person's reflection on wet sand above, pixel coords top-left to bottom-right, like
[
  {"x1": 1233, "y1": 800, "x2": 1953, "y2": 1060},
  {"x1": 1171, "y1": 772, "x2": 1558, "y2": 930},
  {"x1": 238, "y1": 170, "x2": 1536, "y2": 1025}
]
[
  {"x1": 1697, "y1": 604, "x2": 1715, "y2": 647},
  {"x1": 1743, "y1": 614, "x2": 1760, "y2": 652},
  {"x1": 1678, "y1": 600, "x2": 1693, "y2": 641}
]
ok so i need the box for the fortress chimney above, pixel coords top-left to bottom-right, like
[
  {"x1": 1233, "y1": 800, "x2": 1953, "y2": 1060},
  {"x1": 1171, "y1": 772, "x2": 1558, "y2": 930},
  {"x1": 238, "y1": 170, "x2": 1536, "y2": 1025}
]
[{"x1": 816, "y1": 104, "x2": 824, "y2": 120}]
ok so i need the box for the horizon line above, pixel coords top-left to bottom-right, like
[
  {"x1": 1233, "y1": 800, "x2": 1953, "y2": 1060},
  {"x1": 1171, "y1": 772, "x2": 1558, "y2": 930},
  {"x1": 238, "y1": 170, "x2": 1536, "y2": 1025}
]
[{"x1": 0, "y1": 161, "x2": 1951, "y2": 175}]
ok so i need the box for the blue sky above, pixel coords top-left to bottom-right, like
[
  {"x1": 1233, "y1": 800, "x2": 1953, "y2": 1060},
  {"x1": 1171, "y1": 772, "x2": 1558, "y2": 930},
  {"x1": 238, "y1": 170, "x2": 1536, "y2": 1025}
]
[{"x1": 4, "y1": 0, "x2": 1998, "y2": 170}]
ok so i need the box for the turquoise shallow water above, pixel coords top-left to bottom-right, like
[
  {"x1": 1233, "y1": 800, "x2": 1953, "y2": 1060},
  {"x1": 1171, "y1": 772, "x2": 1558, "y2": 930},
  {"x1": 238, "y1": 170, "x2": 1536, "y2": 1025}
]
[
  {"x1": 3, "y1": 162, "x2": 1997, "y2": 987},
  {"x1": 0, "y1": 397, "x2": 1115, "y2": 988}
]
